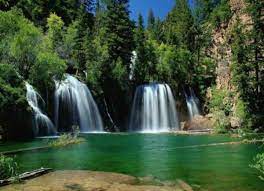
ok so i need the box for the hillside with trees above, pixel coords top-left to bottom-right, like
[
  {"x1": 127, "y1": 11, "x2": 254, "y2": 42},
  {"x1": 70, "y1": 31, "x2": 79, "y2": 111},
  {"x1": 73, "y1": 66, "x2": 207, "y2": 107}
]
[{"x1": 0, "y1": 0, "x2": 263, "y2": 139}]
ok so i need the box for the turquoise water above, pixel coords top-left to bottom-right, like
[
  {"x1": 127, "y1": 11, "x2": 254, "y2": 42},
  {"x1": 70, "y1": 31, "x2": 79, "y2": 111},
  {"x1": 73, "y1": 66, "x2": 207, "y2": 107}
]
[{"x1": 1, "y1": 134, "x2": 264, "y2": 190}]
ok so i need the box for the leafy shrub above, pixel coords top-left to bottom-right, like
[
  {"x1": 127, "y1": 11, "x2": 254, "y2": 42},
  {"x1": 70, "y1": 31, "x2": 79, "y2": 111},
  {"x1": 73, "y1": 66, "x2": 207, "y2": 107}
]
[
  {"x1": 250, "y1": 153, "x2": 264, "y2": 181},
  {"x1": 0, "y1": 155, "x2": 18, "y2": 180},
  {"x1": 209, "y1": 86, "x2": 232, "y2": 115},
  {"x1": 212, "y1": 110, "x2": 230, "y2": 134},
  {"x1": 208, "y1": 86, "x2": 232, "y2": 132}
]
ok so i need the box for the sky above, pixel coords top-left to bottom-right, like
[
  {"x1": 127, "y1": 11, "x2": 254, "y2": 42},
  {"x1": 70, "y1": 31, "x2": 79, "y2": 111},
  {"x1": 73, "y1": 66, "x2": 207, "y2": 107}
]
[{"x1": 129, "y1": 0, "x2": 195, "y2": 22}]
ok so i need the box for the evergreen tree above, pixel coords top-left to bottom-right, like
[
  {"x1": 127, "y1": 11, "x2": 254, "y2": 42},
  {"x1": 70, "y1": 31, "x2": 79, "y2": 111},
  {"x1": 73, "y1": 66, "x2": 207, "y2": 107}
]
[
  {"x1": 246, "y1": 0, "x2": 264, "y2": 111},
  {"x1": 164, "y1": 0, "x2": 194, "y2": 49},
  {"x1": 86, "y1": 0, "x2": 134, "y2": 128},
  {"x1": 147, "y1": 9, "x2": 155, "y2": 31},
  {"x1": 133, "y1": 14, "x2": 149, "y2": 84},
  {"x1": 195, "y1": 0, "x2": 221, "y2": 22}
]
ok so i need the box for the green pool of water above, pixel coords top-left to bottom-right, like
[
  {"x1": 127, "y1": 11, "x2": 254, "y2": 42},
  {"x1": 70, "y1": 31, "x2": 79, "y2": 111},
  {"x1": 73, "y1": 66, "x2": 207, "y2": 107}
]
[{"x1": 1, "y1": 133, "x2": 264, "y2": 190}]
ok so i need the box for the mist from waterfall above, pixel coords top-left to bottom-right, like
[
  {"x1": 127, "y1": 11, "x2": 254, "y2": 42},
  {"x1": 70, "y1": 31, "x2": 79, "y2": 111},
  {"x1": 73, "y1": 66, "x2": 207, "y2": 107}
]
[
  {"x1": 185, "y1": 88, "x2": 200, "y2": 120},
  {"x1": 54, "y1": 74, "x2": 103, "y2": 132},
  {"x1": 129, "y1": 83, "x2": 179, "y2": 132},
  {"x1": 25, "y1": 82, "x2": 56, "y2": 136}
]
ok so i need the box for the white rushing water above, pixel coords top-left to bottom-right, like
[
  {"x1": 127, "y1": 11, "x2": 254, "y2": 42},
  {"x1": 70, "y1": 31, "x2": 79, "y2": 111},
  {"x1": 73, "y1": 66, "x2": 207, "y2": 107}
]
[
  {"x1": 129, "y1": 83, "x2": 179, "y2": 132},
  {"x1": 25, "y1": 82, "x2": 56, "y2": 136},
  {"x1": 54, "y1": 74, "x2": 103, "y2": 132},
  {"x1": 185, "y1": 88, "x2": 200, "y2": 120}
]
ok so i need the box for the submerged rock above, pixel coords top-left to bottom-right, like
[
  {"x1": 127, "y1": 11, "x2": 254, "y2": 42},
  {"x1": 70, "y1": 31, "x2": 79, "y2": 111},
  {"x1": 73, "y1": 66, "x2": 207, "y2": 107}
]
[{"x1": 1, "y1": 170, "x2": 188, "y2": 191}]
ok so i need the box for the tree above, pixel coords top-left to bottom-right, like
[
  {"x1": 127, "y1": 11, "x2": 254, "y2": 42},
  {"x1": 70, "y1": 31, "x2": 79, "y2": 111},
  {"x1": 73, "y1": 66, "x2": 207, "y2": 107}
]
[
  {"x1": 194, "y1": 0, "x2": 222, "y2": 22},
  {"x1": 46, "y1": 13, "x2": 64, "y2": 51},
  {"x1": 246, "y1": 0, "x2": 264, "y2": 111},
  {"x1": 0, "y1": 10, "x2": 42, "y2": 78},
  {"x1": 29, "y1": 52, "x2": 66, "y2": 93},
  {"x1": 147, "y1": 9, "x2": 155, "y2": 31},
  {"x1": 1, "y1": 0, "x2": 95, "y2": 27},
  {"x1": 86, "y1": 0, "x2": 134, "y2": 128},
  {"x1": 164, "y1": 0, "x2": 194, "y2": 49},
  {"x1": 133, "y1": 14, "x2": 149, "y2": 84}
]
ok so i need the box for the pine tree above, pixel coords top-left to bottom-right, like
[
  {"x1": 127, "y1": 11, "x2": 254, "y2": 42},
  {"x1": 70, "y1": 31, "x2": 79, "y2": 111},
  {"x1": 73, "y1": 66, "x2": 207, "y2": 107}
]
[
  {"x1": 133, "y1": 14, "x2": 148, "y2": 84},
  {"x1": 147, "y1": 9, "x2": 155, "y2": 31},
  {"x1": 246, "y1": 0, "x2": 264, "y2": 110},
  {"x1": 164, "y1": 0, "x2": 194, "y2": 49},
  {"x1": 86, "y1": 0, "x2": 134, "y2": 128}
]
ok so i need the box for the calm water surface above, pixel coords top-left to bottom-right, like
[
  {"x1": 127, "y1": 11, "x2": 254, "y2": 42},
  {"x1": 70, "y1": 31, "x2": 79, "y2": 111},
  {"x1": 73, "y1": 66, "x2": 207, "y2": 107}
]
[{"x1": 1, "y1": 134, "x2": 263, "y2": 190}]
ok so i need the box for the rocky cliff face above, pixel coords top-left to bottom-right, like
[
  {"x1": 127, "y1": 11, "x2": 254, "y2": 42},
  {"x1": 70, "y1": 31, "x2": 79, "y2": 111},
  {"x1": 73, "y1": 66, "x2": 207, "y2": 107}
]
[
  {"x1": 208, "y1": 0, "x2": 252, "y2": 128},
  {"x1": 211, "y1": 0, "x2": 251, "y2": 91}
]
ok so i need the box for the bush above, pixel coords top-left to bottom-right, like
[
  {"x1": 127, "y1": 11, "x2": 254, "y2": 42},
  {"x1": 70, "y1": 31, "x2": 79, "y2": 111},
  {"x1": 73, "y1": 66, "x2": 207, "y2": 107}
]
[
  {"x1": 208, "y1": 87, "x2": 232, "y2": 133},
  {"x1": 0, "y1": 155, "x2": 18, "y2": 179},
  {"x1": 212, "y1": 110, "x2": 230, "y2": 134},
  {"x1": 250, "y1": 153, "x2": 264, "y2": 181}
]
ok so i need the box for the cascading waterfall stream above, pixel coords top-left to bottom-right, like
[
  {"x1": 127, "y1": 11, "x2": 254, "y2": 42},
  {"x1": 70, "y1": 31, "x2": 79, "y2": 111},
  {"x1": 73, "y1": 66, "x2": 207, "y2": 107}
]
[
  {"x1": 129, "y1": 83, "x2": 179, "y2": 132},
  {"x1": 25, "y1": 82, "x2": 56, "y2": 136},
  {"x1": 185, "y1": 88, "x2": 200, "y2": 120},
  {"x1": 54, "y1": 74, "x2": 103, "y2": 132}
]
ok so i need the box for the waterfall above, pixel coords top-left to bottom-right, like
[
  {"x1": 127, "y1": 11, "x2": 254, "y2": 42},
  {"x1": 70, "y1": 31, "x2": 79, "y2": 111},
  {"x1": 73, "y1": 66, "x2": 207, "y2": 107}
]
[
  {"x1": 129, "y1": 51, "x2": 137, "y2": 80},
  {"x1": 54, "y1": 74, "x2": 103, "y2": 132},
  {"x1": 185, "y1": 88, "x2": 200, "y2": 120},
  {"x1": 129, "y1": 83, "x2": 179, "y2": 132},
  {"x1": 25, "y1": 82, "x2": 56, "y2": 136}
]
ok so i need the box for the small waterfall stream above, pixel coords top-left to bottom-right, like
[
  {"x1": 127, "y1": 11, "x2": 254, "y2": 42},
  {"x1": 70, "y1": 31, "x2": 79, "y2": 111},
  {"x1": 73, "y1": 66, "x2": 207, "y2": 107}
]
[
  {"x1": 54, "y1": 74, "x2": 103, "y2": 132},
  {"x1": 185, "y1": 88, "x2": 200, "y2": 120},
  {"x1": 25, "y1": 82, "x2": 56, "y2": 136},
  {"x1": 129, "y1": 83, "x2": 179, "y2": 132}
]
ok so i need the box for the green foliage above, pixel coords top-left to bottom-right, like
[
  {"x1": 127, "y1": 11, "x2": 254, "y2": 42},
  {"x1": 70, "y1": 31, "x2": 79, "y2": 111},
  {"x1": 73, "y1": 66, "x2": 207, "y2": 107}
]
[
  {"x1": 0, "y1": 64, "x2": 27, "y2": 111},
  {"x1": 193, "y1": 57, "x2": 216, "y2": 97},
  {"x1": 250, "y1": 153, "x2": 264, "y2": 181},
  {"x1": 230, "y1": 15, "x2": 263, "y2": 129},
  {"x1": 155, "y1": 43, "x2": 174, "y2": 81},
  {"x1": 0, "y1": 0, "x2": 261, "y2": 134},
  {"x1": 209, "y1": 85, "x2": 250, "y2": 132},
  {"x1": 0, "y1": 155, "x2": 18, "y2": 179},
  {"x1": 195, "y1": 0, "x2": 222, "y2": 22},
  {"x1": 209, "y1": 0, "x2": 232, "y2": 28},
  {"x1": 209, "y1": 87, "x2": 232, "y2": 114},
  {"x1": 133, "y1": 14, "x2": 149, "y2": 84},
  {"x1": 1, "y1": 0, "x2": 94, "y2": 27},
  {"x1": 245, "y1": 0, "x2": 264, "y2": 116},
  {"x1": 46, "y1": 13, "x2": 64, "y2": 51},
  {"x1": 112, "y1": 57, "x2": 127, "y2": 89},
  {"x1": 212, "y1": 110, "x2": 230, "y2": 134},
  {"x1": 164, "y1": 0, "x2": 194, "y2": 48},
  {"x1": 29, "y1": 52, "x2": 66, "y2": 91},
  {"x1": 62, "y1": 21, "x2": 79, "y2": 67},
  {"x1": 208, "y1": 87, "x2": 232, "y2": 132},
  {"x1": 0, "y1": 10, "x2": 42, "y2": 77}
]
